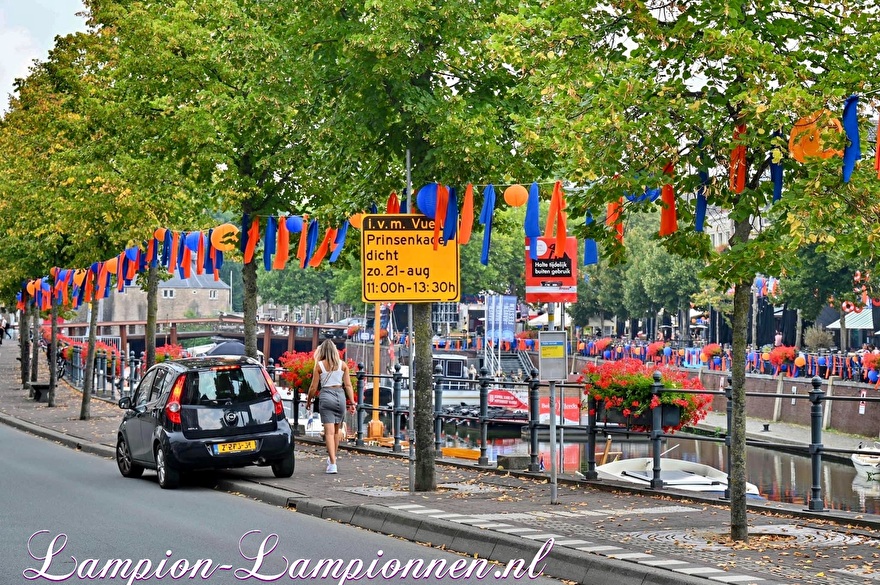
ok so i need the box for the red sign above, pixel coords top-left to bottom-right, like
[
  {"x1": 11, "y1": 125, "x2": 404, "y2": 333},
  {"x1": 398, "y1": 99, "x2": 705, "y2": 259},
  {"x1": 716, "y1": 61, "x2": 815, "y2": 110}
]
[
  {"x1": 525, "y1": 236, "x2": 578, "y2": 303},
  {"x1": 539, "y1": 396, "x2": 582, "y2": 425},
  {"x1": 488, "y1": 389, "x2": 529, "y2": 410}
]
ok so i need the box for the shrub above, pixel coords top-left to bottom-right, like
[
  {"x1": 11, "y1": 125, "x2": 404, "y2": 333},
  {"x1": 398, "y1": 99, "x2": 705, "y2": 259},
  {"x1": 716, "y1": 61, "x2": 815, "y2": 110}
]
[
  {"x1": 803, "y1": 326, "x2": 834, "y2": 351},
  {"x1": 702, "y1": 343, "x2": 722, "y2": 357}
]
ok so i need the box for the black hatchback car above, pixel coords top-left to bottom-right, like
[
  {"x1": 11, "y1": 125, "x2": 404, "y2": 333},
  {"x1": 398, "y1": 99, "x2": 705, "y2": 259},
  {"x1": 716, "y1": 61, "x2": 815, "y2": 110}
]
[{"x1": 115, "y1": 355, "x2": 294, "y2": 489}]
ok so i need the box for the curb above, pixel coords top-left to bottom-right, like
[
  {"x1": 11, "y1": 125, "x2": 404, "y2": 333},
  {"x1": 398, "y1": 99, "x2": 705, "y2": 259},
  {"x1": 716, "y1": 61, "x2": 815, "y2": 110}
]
[
  {"x1": 0, "y1": 411, "x2": 115, "y2": 459},
  {"x1": 285, "y1": 499, "x2": 711, "y2": 585}
]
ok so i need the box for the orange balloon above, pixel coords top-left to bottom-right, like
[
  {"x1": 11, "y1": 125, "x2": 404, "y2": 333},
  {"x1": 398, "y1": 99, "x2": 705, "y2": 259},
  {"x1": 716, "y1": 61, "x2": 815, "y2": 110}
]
[
  {"x1": 154, "y1": 228, "x2": 168, "y2": 241},
  {"x1": 794, "y1": 356, "x2": 806, "y2": 367},
  {"x1": 700, "y1": 353, "x2": 708, "y2": 363},
  {"x1": 26, "y1": 280, "x2": 37, "y2": 295},
  {"x1": 73, "y1": 269, "x2": 87, "y2": 286},
  {"x1": 678, "y1": 349, "x2": 685, "y2": 356},
  {"x1": 762, "y1": 352, "x2": 771, "y2": 361},
  {"x1": 104, "y1": 257, "x2": 118, "y2": 274},
  {"x1": 349, "y1": 213, "x2": 364, "y2": 229},
  {"x1": 503, "y1": 184, "x2": 528, "y2": 207},
  {"x1": 789, "y1": 110, "x2": 843, "y2": 163},
  {"x1": 210, "y1": 223, "x2": 239, "y2": 252}
]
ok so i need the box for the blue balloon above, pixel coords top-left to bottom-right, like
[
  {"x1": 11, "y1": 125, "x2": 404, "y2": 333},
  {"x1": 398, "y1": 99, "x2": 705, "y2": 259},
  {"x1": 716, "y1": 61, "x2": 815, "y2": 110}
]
[
  {"x1": 416, "y1": 183, "x2": 439, "y2": 219},
  {"x1": 286, "y1": 215, "x2": 303, "y2": 233},
  {"x1": 870, "y1": 370, "x2": 879, "y2": 384},
  {"x1": 818, "y1": 357, "x2": 827, "y2": 366}
]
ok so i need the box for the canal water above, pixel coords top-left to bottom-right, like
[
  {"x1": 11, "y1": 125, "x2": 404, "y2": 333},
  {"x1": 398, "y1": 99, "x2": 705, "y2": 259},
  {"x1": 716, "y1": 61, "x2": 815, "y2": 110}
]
[{"x1": 439, "y1": 424, "x2": 880, "y2": 515}]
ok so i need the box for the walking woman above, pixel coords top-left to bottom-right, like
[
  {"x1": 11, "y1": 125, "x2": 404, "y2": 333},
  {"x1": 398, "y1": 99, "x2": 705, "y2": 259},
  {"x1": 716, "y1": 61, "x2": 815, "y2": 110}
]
[{"x1": 305, "y1": 339, "x2": 355, "y2": 474}]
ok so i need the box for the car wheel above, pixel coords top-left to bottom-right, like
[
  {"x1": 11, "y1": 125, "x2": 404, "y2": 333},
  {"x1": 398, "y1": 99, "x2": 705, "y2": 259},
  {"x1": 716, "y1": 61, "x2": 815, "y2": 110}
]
[
  {"x1": 271, "y1": 453, "x2": 295, "y2": 478},
  {"x1": 155, "y1": 444, "x2": 180, "y2": 489},
  {"x1": 116, "y1": 435, "x2": 144, "y2": 478}
]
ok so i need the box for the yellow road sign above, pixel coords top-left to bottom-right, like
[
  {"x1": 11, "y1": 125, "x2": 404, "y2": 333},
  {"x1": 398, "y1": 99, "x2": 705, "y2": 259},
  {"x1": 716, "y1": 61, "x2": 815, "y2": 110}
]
[{"x1": 360, "y1": 214, "x2": 460, "y2": 302}]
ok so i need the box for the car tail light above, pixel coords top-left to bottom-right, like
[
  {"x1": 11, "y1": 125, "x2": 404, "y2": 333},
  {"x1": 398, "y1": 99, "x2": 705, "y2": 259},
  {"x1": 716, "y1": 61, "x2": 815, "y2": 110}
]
[
  {"x1": 165, "y1": 374, "x2": 186, "y2": 424},
  {"x1": 262, "y1": 369, "x2": 284, "y2": 416}
]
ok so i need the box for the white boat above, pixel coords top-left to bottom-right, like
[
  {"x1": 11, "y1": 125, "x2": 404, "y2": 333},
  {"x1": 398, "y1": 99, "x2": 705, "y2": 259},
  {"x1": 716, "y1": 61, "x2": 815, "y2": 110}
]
[
  {"x1": 851, "y1": 442, "x2": 880, "y2": 480},
  {"x1": 595, "y1": 457, "x2": 761, "y2": 497}
]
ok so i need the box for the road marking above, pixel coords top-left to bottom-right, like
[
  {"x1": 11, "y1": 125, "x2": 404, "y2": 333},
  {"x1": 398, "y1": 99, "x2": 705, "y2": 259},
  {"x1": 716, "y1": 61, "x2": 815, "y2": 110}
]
[
  {"x1": 709, "y1": 575, "x2": 765, "y2": 583},
  {"x1": 577, "y1": 545, "x2": 623, "y2": 553}
]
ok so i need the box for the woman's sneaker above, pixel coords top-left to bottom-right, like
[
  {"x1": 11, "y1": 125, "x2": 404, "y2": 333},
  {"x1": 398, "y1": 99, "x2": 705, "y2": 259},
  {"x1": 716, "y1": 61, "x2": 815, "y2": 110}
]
[{"x1": 326, "y1": 463, "x2": 338, "y2": 474}]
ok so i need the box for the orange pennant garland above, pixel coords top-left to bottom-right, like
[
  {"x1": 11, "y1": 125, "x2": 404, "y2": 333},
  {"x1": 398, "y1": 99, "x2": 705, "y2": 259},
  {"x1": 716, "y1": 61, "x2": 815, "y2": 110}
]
[
  {"x1": 730, "y1": 124, "x2": 747, "y2": 194},
  {"x1": 875, "y1": 118, "x2": 880, "y2": 179},
  {"x1": 458, "y1": 183, "x2": 474, "y2": 244},
  {"x1": 659, "y1": 162, "x2": 678, "y2": 236},
  {"x1": 273, "y1": 216, "x2": 290, "y2": 270},
  {"x1": 606, "y1": 197, "x2": 624, "y2": 242},
  {"x1": 386, "y1": 191, "x2": 400, "y2": 214},
  {"x1": 297, "y1": 214, "x2": 309, "y2": 268},
  {"x1": 244, "y1": 218, "x2": 260, "y2": 264},
  {"x1": 309, "y1": 228, "x2": 337, "y2": 267},
  {"x1": 432, "y1": 185, "x2": 449, "y2": 250},
  {"x1": 543, "y1": 181, "x2": 568, "y2": 257}
]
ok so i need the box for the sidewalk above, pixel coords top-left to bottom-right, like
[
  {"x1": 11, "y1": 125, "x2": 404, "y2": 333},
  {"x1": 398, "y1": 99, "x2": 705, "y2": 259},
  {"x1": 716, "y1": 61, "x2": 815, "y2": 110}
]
[{"x1": 2, "y1": 349, "x2": 879, "y2": 585}]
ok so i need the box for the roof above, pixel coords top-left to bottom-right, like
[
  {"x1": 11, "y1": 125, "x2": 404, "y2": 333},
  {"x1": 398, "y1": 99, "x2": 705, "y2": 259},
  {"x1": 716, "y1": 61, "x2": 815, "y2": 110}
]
[
  {"x1": 826, "y1": 310, "x2": 875, "y2": 330},
  {"x1": 160, "y1": 270, "x2": 231, "y2": 289}
]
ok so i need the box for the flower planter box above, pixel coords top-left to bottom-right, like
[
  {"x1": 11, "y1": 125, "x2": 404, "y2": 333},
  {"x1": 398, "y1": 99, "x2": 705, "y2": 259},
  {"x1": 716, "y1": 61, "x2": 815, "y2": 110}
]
[{"x1": 597, "y1": 402, "x2": 682, "y2": 428}]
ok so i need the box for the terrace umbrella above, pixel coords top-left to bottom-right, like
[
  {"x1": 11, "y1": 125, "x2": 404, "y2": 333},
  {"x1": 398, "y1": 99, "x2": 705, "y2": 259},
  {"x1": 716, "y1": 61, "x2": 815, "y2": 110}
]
[{"x1": 205, "y1": 340, "x2": 247, "y2": 356}]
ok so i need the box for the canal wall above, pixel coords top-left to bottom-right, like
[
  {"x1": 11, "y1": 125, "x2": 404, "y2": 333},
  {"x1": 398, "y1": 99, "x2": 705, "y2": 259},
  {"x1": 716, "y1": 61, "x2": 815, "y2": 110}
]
[
  {"x1": 697, "y1": 369, "x2": 879, "y2": 438},
  {"x1": 568, "y1": 355, "x2": 879, "y2": 438}
]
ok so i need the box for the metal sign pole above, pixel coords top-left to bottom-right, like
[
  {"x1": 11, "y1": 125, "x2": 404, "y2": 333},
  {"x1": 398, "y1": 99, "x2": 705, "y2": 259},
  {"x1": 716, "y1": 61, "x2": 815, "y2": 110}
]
[
  {"x1": 549, "y1": 380, "x2": 558, "y2": 504},
  {"x1": 406, "y1": 149, "x2": 415, "y2": 494}
]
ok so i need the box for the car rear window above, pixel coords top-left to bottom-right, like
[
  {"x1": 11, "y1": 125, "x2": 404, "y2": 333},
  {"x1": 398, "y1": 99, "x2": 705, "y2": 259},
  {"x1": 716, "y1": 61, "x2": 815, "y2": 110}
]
[{"x1": 180, "y1": 366, "x2": 271, "y2": 405}]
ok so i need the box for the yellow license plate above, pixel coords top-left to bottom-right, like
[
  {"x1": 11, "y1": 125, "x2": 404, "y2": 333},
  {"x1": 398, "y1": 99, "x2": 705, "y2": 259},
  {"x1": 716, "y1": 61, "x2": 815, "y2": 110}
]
[{"x1": 215, "y1": 440, "x2": 256, "y2": 454}]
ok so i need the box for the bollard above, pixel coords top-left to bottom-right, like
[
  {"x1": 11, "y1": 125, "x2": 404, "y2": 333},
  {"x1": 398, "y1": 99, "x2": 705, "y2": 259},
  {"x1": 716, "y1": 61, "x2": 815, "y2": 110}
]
[
  {"x1": 807, "y1": 376, "x2": 826, "y2": 512},
  {"x1": 478, "y1": 367, "x2": 490, "y2": 466},
  {"x1": 584, "y1": 393, "x2": 598, "y2": 479},
  {"x1": 267, "y1": 358, "x2": 276, "y2": 382},
  {"x1": 392, "y1": 363, "x2": 403, "y2": 453},
  {"x1": 97, "y1": 350, "x2": 107, "y2": 396},
  {"x1": 355, "y1": 364, "x2": 365, "y2": 446},
  {"x1": 528, "y1": 369, "x2": 541, "y2": 472},
  {"x1": 433, "y1": 363, "x2": 444, "y2": 459},
  {"x1": 72, "y1": 345, "x2": 82, "y2": 387},
  {"x1": 723, "y1": 376, "x2": 733, "y2": 500},
  {"x1": 650, "y1": 371, "x2": 664, "y2": 489},
  {"x1": 109, "y1": 352, "x2": 118, "y2": 395}
]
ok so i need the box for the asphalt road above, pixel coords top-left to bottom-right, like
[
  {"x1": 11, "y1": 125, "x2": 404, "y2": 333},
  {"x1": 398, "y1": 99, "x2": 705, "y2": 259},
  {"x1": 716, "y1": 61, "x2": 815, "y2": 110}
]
[{"x1": 0, "y1": 424, "x2": 566, "y2": 585}]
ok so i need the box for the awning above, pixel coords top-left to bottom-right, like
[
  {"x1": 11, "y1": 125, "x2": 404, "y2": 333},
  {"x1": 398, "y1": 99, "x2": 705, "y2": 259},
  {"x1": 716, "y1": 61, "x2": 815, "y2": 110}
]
[{"x1": 827, "y1": 310, "x2": 875, "y2": 330}]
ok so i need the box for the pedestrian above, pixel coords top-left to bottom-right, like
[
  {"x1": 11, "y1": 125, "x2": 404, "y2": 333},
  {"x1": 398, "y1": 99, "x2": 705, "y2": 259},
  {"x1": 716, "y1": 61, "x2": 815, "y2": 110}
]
[
  {"x1": 468, "y1": 364, "x2": 477, "y2": 380},
  {"x1": 0, "y1": 317, "x2": 6, "y2": 345},
  {"x1": 774, "y1": 330, "x2": 783, "y2": 347},
  {"x1": 305, "y1": 339, "x2": 355, "y2": 474}
]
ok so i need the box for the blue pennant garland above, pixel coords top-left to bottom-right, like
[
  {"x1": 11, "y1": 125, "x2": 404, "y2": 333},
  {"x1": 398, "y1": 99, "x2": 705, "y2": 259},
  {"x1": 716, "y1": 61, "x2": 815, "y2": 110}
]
[
  {"x1": 479, "y1": 185, "x2": 496, "y2": 266},
  {"x1": 842, "y1": 94, "x2": 861, "y2": 183}
]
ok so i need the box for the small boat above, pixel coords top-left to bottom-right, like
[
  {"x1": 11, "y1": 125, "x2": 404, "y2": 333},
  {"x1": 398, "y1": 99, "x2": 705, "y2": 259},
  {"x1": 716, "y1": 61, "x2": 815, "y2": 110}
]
[
  {"x1": 851, "y1": 442, "x2": 880, "y2": 480},
  {"x1": 595, "y1": 457, "x2": 761, "y2": 497}
]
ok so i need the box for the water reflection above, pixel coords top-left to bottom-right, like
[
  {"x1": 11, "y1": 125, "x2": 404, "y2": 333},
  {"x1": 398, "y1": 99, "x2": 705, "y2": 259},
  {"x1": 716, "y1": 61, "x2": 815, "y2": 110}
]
[{"x1": 438, "y1": 424, "x2": 880, "y2": 515}]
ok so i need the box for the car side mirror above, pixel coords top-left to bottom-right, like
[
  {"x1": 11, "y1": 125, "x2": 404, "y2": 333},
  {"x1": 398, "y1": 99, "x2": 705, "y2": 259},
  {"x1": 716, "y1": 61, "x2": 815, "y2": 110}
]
[{"x1": 118, "y1": 396, "x2": 132, "y2": 410}]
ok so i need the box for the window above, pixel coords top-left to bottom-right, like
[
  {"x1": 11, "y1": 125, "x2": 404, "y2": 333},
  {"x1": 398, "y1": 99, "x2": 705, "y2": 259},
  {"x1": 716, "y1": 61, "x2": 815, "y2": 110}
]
[
  {"x1": 209, "y1": 290, "x2": 218, "y2": 300},
  {"x1": 162, "y1": 289, "x2": 175, "y2": 299}
]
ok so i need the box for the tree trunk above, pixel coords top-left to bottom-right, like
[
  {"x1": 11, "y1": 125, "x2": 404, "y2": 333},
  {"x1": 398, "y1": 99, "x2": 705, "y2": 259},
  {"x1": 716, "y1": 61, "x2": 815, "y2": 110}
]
[
  {"x1": 840, "y1": 309, "x2": 847, "y2": 352},
  {"x1": 80, "y1": 303, "x2": 99, "y2": 420},
  {"x1": 750, "y1": 287, "x2": 758, "y2": 350},
  {"x1": 242, "y1": 258, "x2": 258, "y2": 358},
  {"x1": 730, "y1": 280, "x2": 750, "y2": 541},
  {"x1": 145, "y1": 264, "x2": 158, "y2": 369},
  {"x1": 413, "y1": 302, "x2": 435, "y2": 491},
  {"x1": 30, "y1": 307, "x2": 39, "y2": 386},
  {"x1": 48, "y1": 301, "x2": 58, "y2": 407},
  {"x1": 20, "y1": 304, "x2": 30, "y2": 392},
  {"x1": 795, "y1": 309, "x2": 802, "y2": 349}
]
